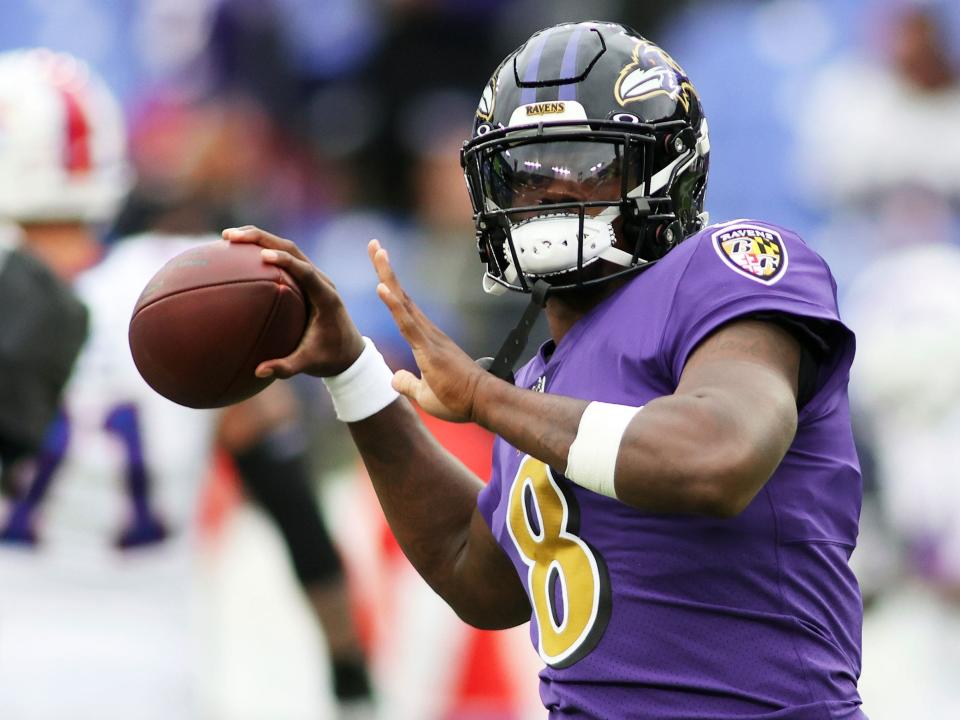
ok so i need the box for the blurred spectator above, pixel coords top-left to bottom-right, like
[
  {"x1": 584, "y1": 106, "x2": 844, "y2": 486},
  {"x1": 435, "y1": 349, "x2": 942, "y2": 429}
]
[
  {"x1": 796, "y1": 4, "x2": 960, "y2": 718},
  {"x1": 401, "y1": 93, "x2": 541, "y2": 359},
  {"x1": 844, "y1": 240, "x2": 960, "y2": 718},
  {"x1": 113, "y1": 93, "x2": 355, "y2": 241},
  {"x1": 798, "y1": 4, "x2": 960, "y2": 209}
]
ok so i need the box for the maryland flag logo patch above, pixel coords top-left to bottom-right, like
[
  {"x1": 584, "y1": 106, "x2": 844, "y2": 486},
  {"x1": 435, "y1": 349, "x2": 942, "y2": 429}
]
[{"x1": 712, "y1": 224, "x2": 788, "y2": 285}]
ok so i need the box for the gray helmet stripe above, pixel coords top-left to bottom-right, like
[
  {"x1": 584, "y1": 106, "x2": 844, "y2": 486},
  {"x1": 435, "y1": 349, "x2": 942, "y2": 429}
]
[
  {"x1": 557, "y1": 26, "x2": 588, "y2": 101},
  {"x1": 519, "y1": 29, "x2": 552, "y2": 104}
]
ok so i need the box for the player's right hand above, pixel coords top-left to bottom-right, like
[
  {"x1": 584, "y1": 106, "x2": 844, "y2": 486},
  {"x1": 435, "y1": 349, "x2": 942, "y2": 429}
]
[
  {"x1": 369, "y1": 239, "x2": 493, "y2": 424},
  {"x1": 222, "y1": 226, "x2": 366, "y2": 379}
]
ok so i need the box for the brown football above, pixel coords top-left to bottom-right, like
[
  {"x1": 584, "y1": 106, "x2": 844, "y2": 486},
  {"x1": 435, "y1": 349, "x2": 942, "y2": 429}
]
[{"x1": 129, "y1": 241, "x2": 307, "y2": 409}]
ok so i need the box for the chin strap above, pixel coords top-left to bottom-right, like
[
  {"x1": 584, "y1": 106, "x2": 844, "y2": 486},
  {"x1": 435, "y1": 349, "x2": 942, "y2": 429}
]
[{"x1": 476, "y1": 279, "x2": 550, "y2": 384}]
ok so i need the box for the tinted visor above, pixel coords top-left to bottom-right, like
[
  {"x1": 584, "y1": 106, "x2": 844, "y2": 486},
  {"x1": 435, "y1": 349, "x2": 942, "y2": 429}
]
[{"x1": 479, "y1": 139, "x2": 643, "y2": 213}]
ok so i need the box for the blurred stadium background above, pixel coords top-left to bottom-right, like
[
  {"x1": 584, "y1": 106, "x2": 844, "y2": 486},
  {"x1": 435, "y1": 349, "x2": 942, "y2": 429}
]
[{"x1": 2, "y1": 0, "x2": 960, "y2": 718}]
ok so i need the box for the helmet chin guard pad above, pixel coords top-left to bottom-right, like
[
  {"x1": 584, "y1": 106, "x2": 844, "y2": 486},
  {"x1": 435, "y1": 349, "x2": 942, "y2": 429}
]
[{"x1": 506, "y1": 210, "x2": 618, "y2": 275}]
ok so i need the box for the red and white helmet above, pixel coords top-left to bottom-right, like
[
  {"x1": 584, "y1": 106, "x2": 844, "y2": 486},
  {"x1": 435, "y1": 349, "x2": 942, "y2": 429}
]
[{"x1": 0, "y1": 48, "x2": 131, "y2": 224}]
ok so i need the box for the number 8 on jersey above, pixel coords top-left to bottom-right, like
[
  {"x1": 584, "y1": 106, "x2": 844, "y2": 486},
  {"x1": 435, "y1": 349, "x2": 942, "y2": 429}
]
[{"x1": 506, "y1": 455, "x2": 612, "y2": 668}]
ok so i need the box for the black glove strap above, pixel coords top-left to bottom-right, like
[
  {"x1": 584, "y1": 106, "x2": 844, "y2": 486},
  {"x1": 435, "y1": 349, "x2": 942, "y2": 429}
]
[{"x1": 476, "y1": 279, "x2": 550, "y2": 384}]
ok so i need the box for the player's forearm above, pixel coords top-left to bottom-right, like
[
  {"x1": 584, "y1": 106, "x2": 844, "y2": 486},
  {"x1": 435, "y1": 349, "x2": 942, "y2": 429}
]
[
  {"x1": 347, "y1": 396, "x2": 523, "y2": 624},
  {"x1": 473, "y1": 378, "x2": 789, "y2": 516},
  {"x1": 471, "y1": 378, "x2": 586, "y2": 473},
  {"x1": 349, "y1": 397, "x2": 479, "y2": 579}
]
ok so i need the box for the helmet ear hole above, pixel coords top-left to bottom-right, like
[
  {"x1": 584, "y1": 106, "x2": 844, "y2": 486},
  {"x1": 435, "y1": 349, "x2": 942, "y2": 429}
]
[
  {"x1": 658, "y1": 221, "x2": 683, "y2": 252},
  {"x1": 664, "y1": 127, "x2": 697, "y2": 158}
]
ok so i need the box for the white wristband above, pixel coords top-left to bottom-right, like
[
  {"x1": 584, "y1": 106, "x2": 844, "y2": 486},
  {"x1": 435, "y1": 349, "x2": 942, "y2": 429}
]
[
  {"x1": 321, "y1": 337, "x2": 399, "y2": 422},
  {"x1": 565, "y1": 401, "x2": 643, "y2": 499}
]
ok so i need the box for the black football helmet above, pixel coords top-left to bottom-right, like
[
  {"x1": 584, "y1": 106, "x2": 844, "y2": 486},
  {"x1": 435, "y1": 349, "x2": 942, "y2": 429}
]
[{"x1": 461, "y1": 21, "x2": 710, "y2": 294}]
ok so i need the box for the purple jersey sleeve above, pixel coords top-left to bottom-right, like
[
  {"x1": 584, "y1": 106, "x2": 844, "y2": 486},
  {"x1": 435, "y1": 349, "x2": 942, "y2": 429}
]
[{"x1": 660, "y1": 220, "x2": 854, "y2": 395}]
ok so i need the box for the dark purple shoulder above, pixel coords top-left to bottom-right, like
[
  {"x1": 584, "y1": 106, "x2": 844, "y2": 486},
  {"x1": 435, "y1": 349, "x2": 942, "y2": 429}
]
[{"x1": 658, "y1": 218, "x2": 854, "y2": 398}]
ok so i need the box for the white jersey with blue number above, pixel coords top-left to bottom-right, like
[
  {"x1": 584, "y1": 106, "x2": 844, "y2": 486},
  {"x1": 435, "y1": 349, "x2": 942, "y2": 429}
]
[
  {"x1": 1, "y1": 233, "x2": 219, "y2": 567},
  {"x1": 0, "y1": 233, "x2": 221, "y2": 720}
]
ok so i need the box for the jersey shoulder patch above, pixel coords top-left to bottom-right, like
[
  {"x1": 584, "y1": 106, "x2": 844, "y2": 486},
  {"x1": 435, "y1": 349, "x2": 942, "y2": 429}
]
[{"x1": 709, "y1": 221, "x2": 788, "y2": 285}]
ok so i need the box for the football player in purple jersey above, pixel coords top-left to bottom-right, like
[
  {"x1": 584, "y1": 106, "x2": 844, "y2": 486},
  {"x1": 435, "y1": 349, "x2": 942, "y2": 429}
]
[{"x1": 227, "y1": 21, "x2": 866, "y2": 719}]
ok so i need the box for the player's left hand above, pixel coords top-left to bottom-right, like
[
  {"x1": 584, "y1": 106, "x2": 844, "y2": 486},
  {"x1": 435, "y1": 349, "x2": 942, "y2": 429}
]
[{"x1": 368, "y1": 239, "x2": 491, "y2": 423}]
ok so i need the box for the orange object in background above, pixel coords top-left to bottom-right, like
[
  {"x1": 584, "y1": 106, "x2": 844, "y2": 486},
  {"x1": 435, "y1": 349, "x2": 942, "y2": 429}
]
[
  {"x1": 347, "y1": 407, "x2": 538, "y2": 719},
  {"x1": 197, "y1": 449, "x2": 243, "y2": 541},
  {"x1": 197, "y1": 406, "x2": 539, "y2": 719},
  {"x1": 414, "y1": 408, "x2": 530, "y2": 719}
]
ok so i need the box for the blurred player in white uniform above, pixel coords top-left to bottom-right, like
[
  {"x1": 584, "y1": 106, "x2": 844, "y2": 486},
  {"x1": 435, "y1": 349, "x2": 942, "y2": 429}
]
[
  {"x1": 0, "y1": 238, "x2": 218, "y2": 720},
  {"x1": 844, "y1": 240, "x2": 960, "y2": 719},
  {"x1": 0, "y1": 49, "x2": 372, "y2": 720}
]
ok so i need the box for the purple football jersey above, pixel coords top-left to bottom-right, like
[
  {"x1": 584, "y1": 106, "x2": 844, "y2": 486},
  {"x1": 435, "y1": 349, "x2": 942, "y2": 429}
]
[{"x1": 478, "y1": 220, "x2": 865, "y2": 719}]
